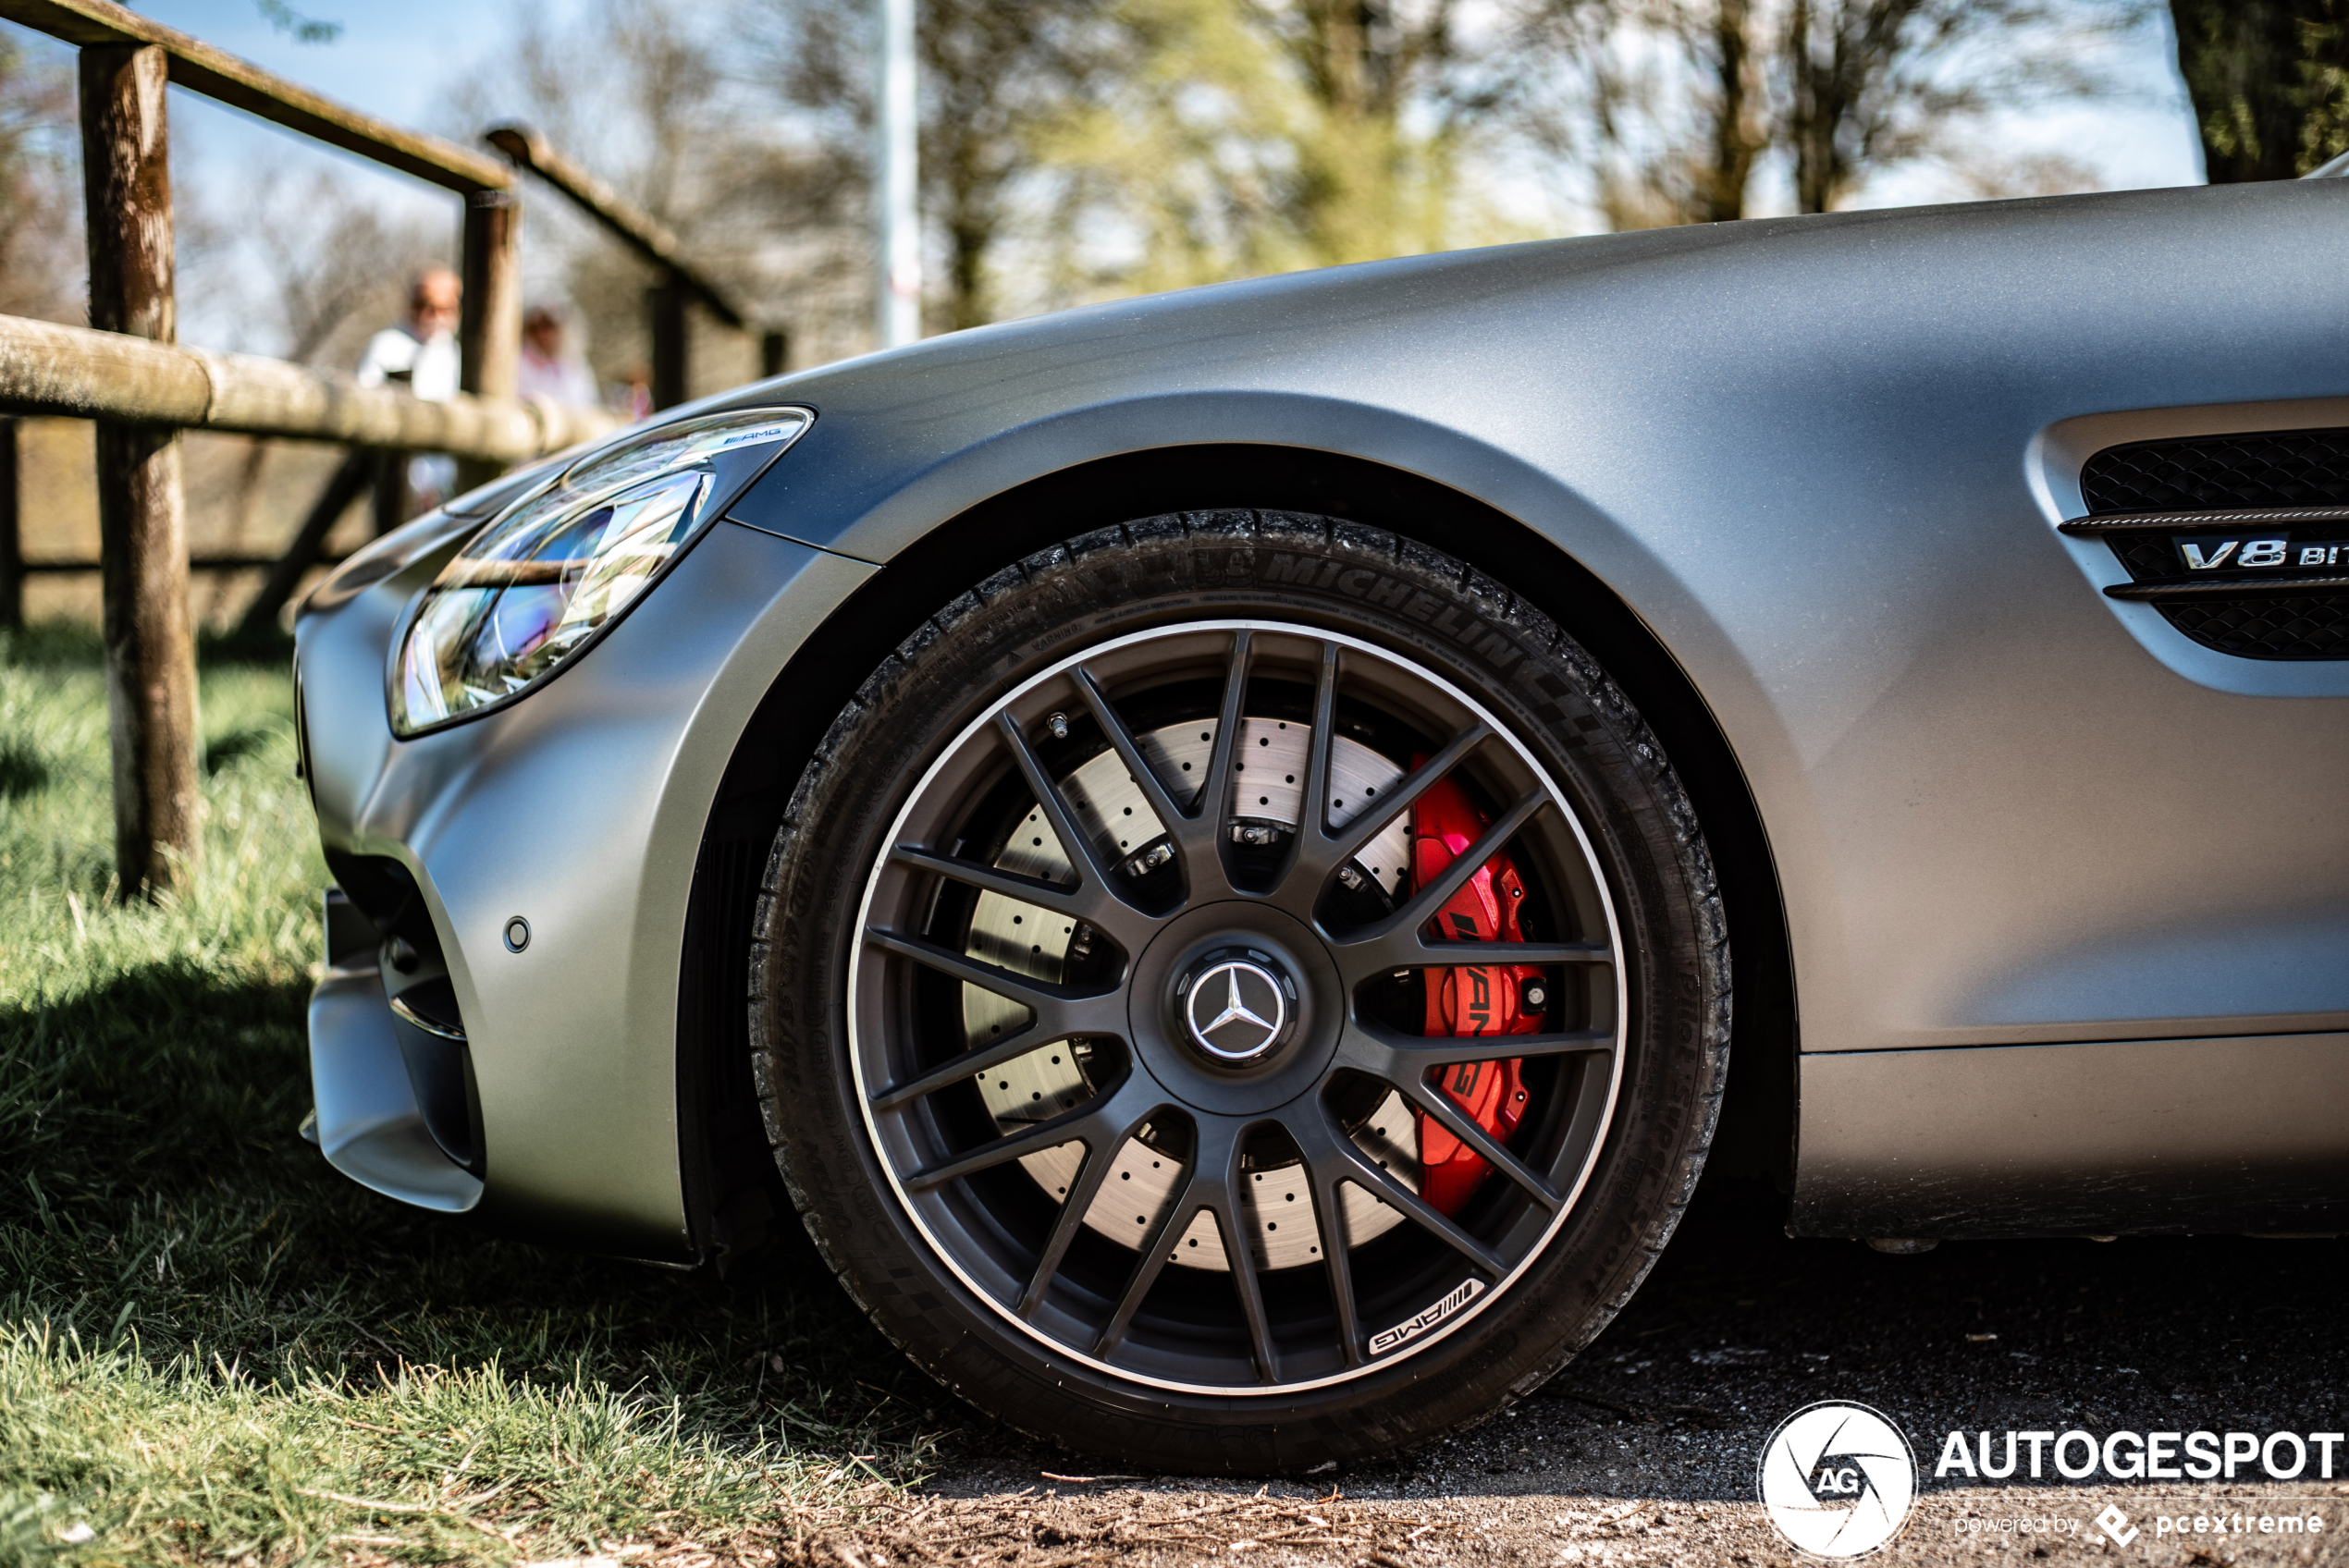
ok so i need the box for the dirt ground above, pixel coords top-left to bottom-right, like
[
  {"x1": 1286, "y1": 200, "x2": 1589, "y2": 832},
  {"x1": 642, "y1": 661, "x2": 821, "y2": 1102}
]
[
  {"x1": 778, "y1": 1478, "x2": 2343, "y2": 1567},
  {"x1": 778, "y1": 1182, "x2": 2349, "y2": 1567}
]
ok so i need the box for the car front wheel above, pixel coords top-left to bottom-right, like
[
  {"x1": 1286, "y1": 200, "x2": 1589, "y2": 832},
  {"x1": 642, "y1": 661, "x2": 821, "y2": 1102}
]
[{"x1": 753, "y1": 512, "x2": 1728, "y2": 1472}]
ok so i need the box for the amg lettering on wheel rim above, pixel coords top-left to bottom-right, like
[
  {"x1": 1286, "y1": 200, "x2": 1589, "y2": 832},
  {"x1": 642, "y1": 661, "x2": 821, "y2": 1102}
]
[{"x1": 846, "y1": 621, "x2": 1628, "y2": 1395}]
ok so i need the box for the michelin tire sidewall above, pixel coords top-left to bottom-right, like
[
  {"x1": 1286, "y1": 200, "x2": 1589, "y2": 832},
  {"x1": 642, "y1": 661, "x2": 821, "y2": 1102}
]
[{"x1": 752, "y1": 514, "x2": 1728, "y2": 1472}]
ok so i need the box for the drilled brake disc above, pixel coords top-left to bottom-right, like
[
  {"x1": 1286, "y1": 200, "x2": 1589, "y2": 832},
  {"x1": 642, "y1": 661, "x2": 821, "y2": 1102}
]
[{"x1": 964, "y1": 716, "x2": 1422, "y2": 1270}]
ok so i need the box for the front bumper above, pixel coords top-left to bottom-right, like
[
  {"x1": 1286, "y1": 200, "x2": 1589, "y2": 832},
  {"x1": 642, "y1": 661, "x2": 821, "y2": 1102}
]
[
  {"x1": 309, "y1": 885, "x2": 484, "y2": 1213},
  {"x1": 295, "y1": 512, "x2": 872, "y2": 1260}
]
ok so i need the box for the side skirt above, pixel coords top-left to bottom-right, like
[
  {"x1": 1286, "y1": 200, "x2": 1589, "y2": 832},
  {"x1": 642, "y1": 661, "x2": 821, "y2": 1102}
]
[{"x1": 1792, "y1": 1033, "x2": 2349, "y2": 1237}]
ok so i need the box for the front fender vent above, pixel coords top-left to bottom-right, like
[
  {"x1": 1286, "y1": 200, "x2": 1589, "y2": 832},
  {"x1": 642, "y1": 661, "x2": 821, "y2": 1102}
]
[{"x1": 2071, "y1": 428, "x2": 2349, "y2": 660}]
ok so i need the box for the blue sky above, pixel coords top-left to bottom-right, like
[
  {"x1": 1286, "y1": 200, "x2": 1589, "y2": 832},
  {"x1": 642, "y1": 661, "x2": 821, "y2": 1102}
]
[
  {"x1": 117, "y1": 0, "x2": 573, "y2": 233},
  {"x1": 132, "y1": 0, "x2": 577, "y2": 127}
]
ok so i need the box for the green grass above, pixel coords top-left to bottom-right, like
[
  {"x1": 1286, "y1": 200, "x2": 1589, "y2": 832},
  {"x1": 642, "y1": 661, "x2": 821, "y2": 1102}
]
[{"x1": 0, "y1": 628, "x2": 937, "y2": 1566}]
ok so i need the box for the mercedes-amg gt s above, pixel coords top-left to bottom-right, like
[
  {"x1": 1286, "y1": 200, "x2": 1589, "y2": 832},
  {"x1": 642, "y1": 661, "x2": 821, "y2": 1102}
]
[{"x1": 294, "y1": 175, "x2": 2349, "y2": 1472}]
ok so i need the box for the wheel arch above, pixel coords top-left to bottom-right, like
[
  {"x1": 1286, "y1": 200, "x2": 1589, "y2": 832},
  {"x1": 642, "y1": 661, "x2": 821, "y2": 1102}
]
[{"x1": 675, "y1": 444, "x2": 1795, "y2": 1263}]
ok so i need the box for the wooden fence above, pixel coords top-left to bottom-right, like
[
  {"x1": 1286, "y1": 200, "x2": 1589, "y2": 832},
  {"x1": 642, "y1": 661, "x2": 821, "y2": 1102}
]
[{"x1": 0, "y1": 0, "x2": 781, "y2": 899}]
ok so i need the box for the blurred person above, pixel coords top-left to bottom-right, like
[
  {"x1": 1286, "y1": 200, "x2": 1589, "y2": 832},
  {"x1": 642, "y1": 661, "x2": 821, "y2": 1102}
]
[
  {"x1": 518, "y1": 302, "x2": 601, "y2": 407},
  {"x1": 610, "y1": 365, "x2": 654, "y2": 423},
  {"x1": 356, "y1": 265, "x2": 461, "y2": 511}
]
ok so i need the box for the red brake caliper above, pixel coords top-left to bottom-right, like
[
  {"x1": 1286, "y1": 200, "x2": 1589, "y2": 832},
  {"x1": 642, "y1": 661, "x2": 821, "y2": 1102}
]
[{"x1": 1408, "y1": 770, "x2": 1543, "y2": 1214}]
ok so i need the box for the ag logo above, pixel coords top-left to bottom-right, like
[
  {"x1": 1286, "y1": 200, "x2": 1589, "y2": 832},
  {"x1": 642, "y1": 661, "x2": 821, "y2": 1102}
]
[{"x1": 1756, "y1": 1402, "x2": 1916, "y2": 1559}]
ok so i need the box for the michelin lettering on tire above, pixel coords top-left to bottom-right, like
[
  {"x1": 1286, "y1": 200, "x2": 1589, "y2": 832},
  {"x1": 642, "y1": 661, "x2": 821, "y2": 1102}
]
[{"x1": 1757, "y1": 1401, "x2": 1917, "y2": 1559}]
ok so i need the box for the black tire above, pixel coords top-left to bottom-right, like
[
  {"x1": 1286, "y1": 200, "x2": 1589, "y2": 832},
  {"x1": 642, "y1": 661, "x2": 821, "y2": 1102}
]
[{"x1": 751, "y1": 511, "x2": 1728, "y2": 1473}]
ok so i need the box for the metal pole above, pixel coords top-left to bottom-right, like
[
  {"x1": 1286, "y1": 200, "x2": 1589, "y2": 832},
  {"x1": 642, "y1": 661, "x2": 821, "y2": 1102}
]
[
  {"x1": 455, "y1": 188, "x2": 523, "y2": 495},
  {"x1": 80, "y1": 42, "x2": 199, "y2": 900},
  {"x1": 876, "y1": 0, "x2": 919, "y2": 348}
]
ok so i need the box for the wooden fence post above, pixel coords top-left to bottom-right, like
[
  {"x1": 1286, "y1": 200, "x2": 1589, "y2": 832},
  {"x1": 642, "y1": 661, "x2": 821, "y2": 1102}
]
[
  {"x1": 648, "y1": 273, "x2": 687, "y2": 410},
  {"x1": 80, "y1": 43, "x2": 199, "y2": 900},
  {"x1": 456, "y1": 188, "x2": 522, "y2": 495},
  {"x1": 0, "y1": 417, "x2": 20, "y2": 631}
]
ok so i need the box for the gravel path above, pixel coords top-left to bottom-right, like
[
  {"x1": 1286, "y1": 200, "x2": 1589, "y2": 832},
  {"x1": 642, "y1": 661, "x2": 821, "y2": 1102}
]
[{"x1": 804, "y1": 1181, "x2": 2349, "y2": 1565}]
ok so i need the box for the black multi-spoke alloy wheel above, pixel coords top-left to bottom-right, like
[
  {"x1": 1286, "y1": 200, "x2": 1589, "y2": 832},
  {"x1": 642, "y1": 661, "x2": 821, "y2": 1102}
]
[{"x1": 753, "y1": 514, "x2": 1728, "y2": 1471}]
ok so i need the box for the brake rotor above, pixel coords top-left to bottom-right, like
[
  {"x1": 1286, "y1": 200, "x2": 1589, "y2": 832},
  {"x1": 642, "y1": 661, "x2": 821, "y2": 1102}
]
[{"x1": 963, "y1": 715, "x2": 1421, "y2": 1271}]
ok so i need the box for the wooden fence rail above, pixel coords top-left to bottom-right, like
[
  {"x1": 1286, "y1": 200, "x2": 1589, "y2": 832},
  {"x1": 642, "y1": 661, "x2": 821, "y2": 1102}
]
[
  {"x1": 0, "y1": 313, "x2": 618, "y2": 458},
  {"x1": 0, "y1": 0, "x2": 770, "y2": 899},
  {"x1": 485, "y1": 124, "x2": 786, "y2": 410}
]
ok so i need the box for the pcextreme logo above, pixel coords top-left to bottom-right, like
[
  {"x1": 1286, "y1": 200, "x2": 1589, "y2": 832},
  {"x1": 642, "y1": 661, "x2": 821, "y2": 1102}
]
[{"x1": 1757, "y1": 1402, "x2": 1918, "y2": 1559}]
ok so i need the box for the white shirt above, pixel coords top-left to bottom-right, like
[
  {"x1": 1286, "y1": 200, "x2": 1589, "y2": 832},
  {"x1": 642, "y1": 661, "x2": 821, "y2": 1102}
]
[
  {"x1": 356, "y1": 325, "x2": 460, "y2": 403},
  {"x1": 517, "y1": 348, "x2": 601, "y2": 408}
]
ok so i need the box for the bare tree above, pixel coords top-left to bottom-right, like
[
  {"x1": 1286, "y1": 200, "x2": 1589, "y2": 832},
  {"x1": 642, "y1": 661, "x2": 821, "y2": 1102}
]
[
  {"x1": 1261, "y1": 0, "x2": 1560, "y2": 262},
  {"x1": 744, "y1": 0, "x2": 1119, "y2": 333},
  {"x1": 925, "y1": 4, "x2": 1126, "y2": 328},
  {"x1": 441, "y1": 0, "x2": 862, "y2": 384},
  {"x1": 1571, "y1": 0, "x2": 1760, "y2": 227},
  {"x1": 742, "y1": 0, "x2": 1605, "y2": 331},
  {"x1": 1023, "y1": 0, "x2": 1600, "y2": 304},
  {"x1": 1574, "y1": 0, "x2": 2140, "y2": 228},
  {"x1": 0, "y1": 28, "x2": 80, "y2": 324},
  {"x1": 1017, "y1": 0, "x2": 1315, "y2": 298},
  {"x1": 1273, "y1": 0, "x2": 1470, "y2": 261},
  {"x1": 220, "y1": 175, "x2": 447, "y2": 367},
  {"x1": 1782, "y1": 0, "x2": 2100, "y2": 213},
  {"x1": 1691, "y1": 0, "x2": 1763, "y2": 220}
]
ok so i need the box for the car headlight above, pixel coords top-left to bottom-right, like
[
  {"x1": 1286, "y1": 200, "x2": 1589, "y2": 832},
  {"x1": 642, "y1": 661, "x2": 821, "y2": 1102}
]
[{"x1": 391, "y1": 407, "x2": 812, "y2": 736}]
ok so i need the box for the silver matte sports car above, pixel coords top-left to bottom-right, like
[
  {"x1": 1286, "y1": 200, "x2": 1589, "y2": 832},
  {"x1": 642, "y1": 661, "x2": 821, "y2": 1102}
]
[{"x1": 294, "y1": 176, "x2": 2349, "y2": 1472}]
